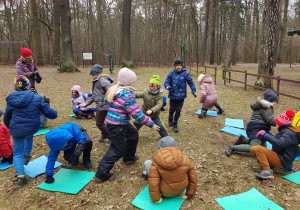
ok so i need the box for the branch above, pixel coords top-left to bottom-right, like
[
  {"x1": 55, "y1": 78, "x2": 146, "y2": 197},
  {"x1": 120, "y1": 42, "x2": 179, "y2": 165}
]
[
  {"x1": 161, "y1": 0, "x2": 187, "y2": 6},
  {"x1": 38, "y1": 18, "x2": 54, "y2": 32}
]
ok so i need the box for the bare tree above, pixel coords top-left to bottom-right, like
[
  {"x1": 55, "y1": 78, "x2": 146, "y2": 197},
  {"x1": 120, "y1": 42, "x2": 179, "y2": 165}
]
[
  {"x1": 120, "y1": 0, "x2": 132, "y2": 66},
  {"x1": 53, "y1": 0, "x2": 61, "y2": 60},
  {"x1": 201, "y1": 0, "x2": 210, "y2": 65}
]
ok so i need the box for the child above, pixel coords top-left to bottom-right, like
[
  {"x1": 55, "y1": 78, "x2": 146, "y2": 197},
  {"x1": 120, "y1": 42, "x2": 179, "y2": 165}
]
[
  {"x1": 147, "y1": 136, "x2": 197, "y2": 203},
  {"x1": 15, "y1": 47, "x2": 40, "y2": 93},
  {"x1": 40, "y1": 94, "x2": 50, "y2": 128},
  {"x1": 71, "y1": 85, "x2": 96, "y2": 118},
  {"x1": 134, "y1": 75, "x2": 169, "y2": 138},
  {"x1": 4, "y1": 76, "x2": 57, "y2": 186},
  {"x1": 225, "y1": 89, "x2": 278, "y2": 156},
  {"x1": 197, "y1": 74, "x2": 224, "y2": 118},
  {"x1": 83, "y1": 64, "x2": 113, "y2": 142},
  {"x1": 95, "y1": 68, "x2": 160, "y2": 183},
  {"x1": 164, "y1": 59, "x2": 197, "y2": 133},
  {"x1": 0, "y1": 110, "x2": 13, "y2": 164},
  {"x1": 251, "y1": 110, "x2": 298, "y2": 179},
  {"x1": 44, "y1": 122, "x2": 93, "y2": 183}
]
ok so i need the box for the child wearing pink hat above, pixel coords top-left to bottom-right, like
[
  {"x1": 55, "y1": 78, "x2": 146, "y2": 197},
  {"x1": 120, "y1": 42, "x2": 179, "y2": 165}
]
[{"x1": 251, "y1": 110, "x2": 298, "y2": 179}]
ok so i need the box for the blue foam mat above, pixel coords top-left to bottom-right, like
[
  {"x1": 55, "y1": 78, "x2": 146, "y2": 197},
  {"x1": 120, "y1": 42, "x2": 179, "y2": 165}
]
[
  {"x1": 220, "y1": 126, "x2": 248, "y2": 138},
  {"x1": 225, "y1": 118, "x2": 244, "y2": 129},
  {"x1": 195, "y1": 109, "x2": 218, "y2": 117}
]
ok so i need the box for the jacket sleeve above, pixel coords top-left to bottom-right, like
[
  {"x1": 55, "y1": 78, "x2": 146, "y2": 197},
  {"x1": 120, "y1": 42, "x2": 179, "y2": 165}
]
[
  {"x1": 164, "y1": 72, "x2": 172, "y2": 89},
  {"x1": 200, "y1": 84, "x2": 207, "y2": 103},
  {"x1": 3, "y1": 107, "x2": 12, "y2": 128},
  {"x1": 46, "y1": 149, "x2": 60, "y2": 176},
  {"x1": 135, "y1": 90, "x2": 144, "y2": 99},
  {"x1": 186, "y1": 73, "x2": 197, "y2": 93},
  {"x1": 39, "y1": 99, "x2": 58, "y2": 120},
  {"x1": 265, "y1": 130, "x2": 297, "y2": 149},
  {"x1": 148, "y1": 164, "x2": 162, "y2": 203},
  {"x1": 261, "y1": 108, "x2": 276, "y2": 126},
  {"x1": 185, "y1": 159, "x2": 198, "y2": 197},
  {"x1": 151, "y1": 95, "x2": 163, "y2": 114}
]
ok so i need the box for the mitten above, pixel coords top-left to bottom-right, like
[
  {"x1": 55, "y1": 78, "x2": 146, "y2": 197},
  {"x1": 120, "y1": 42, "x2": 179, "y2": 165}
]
[
  {"x1": 192, "y1": 92, "x2": 197, "y2": 98},
  {"x1": 166, "y1": 86, "x2": 173, "y2": 90},
  {"x1": 256, "y1": 130, "x2": 268, "y2": 138},
  {"x1": 68, "y1": 154, "x2": 79, "y2": 166},
  {"x1": 45, "y1": 175, "x2": 55, "y2": 184}
]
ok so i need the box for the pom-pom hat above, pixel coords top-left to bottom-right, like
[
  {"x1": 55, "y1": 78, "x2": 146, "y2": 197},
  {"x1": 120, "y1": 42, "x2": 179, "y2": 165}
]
[
  {"x1": 149, "y1": 75, "x2": 160, "y2": 86},
  {"x1": 90, "y1": 64, "x2": 103, "y2": 76},
  {"x1": 275, "y1": 110, "x2": 295, "y2": 127},
  {"x1": 118, "y1": 67, "x2": 137, "y2": 86},
  {"x1": 20, "y1": 47, "x2": 32, "y2": 58},
  {"x1": 263, "y1": 89, "x2": 278, "y2": 103},
  {"x1": 14, "y1": 75, "x2": 30, "y2": 91},
  {"x1": 157, "y1": 136, "x2": 176, "y2": 149}
]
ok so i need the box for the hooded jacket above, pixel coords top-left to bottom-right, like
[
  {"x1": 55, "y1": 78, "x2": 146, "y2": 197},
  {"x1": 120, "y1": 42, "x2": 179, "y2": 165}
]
[
  {"x1": 199, "y1": 76, "x2": 218, "y2": 109},
  {"x1": 0, "y1": 124, "x2": 13, "y2": 158},
  {"x1": 45, "y1": 122, "x2": 87, "y2": 176},
  {"x1": 4, "y1": 91, "x2": 57, "y2": 137},
  {"x1": 15, "y1": 58, "x2": 38, "y2": 88},
  {"x1": 148, "y1": 147, "x2": 197, "y2": 202}
]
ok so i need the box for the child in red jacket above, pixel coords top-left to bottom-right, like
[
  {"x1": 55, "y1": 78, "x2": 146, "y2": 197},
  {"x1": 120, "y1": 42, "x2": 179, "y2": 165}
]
[{"x1": 0, "y1": 110, "x2": 13, "y2": 164}]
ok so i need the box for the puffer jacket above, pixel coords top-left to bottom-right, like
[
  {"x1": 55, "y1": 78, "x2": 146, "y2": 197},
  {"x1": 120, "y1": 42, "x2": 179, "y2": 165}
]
[
  {"x1": 164, "y1": 68, "x2": 196, "y2": 100},
  {"x1": 135, "y1": 88, "x2": 163, "y2": 118},
  {"x1": 85, "y1": 74, "x2": 113, "y2": 110},
  {"x1": 15, "y1": 58, "x2": 38, "y2": 88},
  {"x1": 148, "y1": 147, "x2": 197, "y2": 202},
  {"x1": 0, "y1": 124, "x2": 13, "y2": 158},
  {"x1": 4, "y1": 91, "x2": 57, "y2": 137},
  {"x1": 266, "y1": 125, "x2": 299, "y2": 168},
  {"x1": 199, "y1": 76, "x2": 218, "y2": 109}
]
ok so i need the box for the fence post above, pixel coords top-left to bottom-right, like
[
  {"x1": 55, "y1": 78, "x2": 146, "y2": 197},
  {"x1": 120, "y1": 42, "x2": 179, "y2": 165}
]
[
  {"x1": 244, "y1": 70, "x2": 247, "y2": 91},
  {"x1": 223, "y1": 68, "x2": 226, "y2": 85},
  {"x1": 276, "y1": 76, "x2": 280, "y2": 98},
  {"x1": 214, "y1": 65, "x2": 217, "y2": 84},
  {"x1": 229, "y1": 71, "x2": 231, "y2": 83}
]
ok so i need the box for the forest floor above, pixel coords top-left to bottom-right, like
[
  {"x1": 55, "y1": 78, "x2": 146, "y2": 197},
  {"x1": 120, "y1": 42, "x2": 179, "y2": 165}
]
[{"x1": 0, "y1": 63, "x2": 299, "y2": 209}]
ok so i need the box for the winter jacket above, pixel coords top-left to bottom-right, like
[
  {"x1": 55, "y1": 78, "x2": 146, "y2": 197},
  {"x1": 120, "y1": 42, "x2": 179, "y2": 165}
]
[
  {"x1": 164, "y1": 68, "x2": 196, "y2": 100},
  {"x1": 105, "y1": 88, "x2": 154, "y2": 127},
  {"x1": 85, "y1": 74, "x2": 113, "y2": 110},
  {"x1": 15, "y1": 58, "x2": 38, "y2": 88},
  {"x1": 246, "y1": 99, "x2": 276, "y2": 139},
  {"x1": 266, "y1": 125, "x2": 299, "y2": 168},
  {"x1": 148, "y1": 147, "x2": 197, "y2": 202},
  {"x1": 71, "y1": 93, "x2": 89, "y2": 109},
  {"x1": 4, "y1": 91, "x2": 57, "y2": 138},
  {"x1": 135, "y1": 88, "x2": 163, "y2": 118},
  {"x1": 45, "y1": 122, "x2": 87, "y2": 176},
  {"x1": 0, "y1": 124, "x2": 13, "y2": 158},
  {"x1": 199, "y1": 76, "x2": 218, "y2": 109}
]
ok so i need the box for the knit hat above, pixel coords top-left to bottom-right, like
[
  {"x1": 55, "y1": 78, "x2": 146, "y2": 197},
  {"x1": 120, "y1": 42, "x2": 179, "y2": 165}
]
[
  {"x1": 157, "y1": 136, "x2": 176, "y2": 149},
  {"x1": 20, "y1": 47, "x2": 32, "y2": 58},
  {"x1": 275, "y1": 110, "x2": 295, "y2": 127},
  {"x1": 0, "y1": 110, "x2": 3, "y2": 118},
  {"x1": 118, "y1": 67, "x2": 137, "y2": 86},
  {"x1": 14, "y1": 75, "x2": 30, "y2": 91},
  {"x1": 263, "y1": 89, "x2": 278, "y2": 103},
  {"x1": 198, "y1": 74, "x2": 205, "y2": 83},
  {"x1": 174, "y1": 59, "x2": 183, "y2": 66},
  {"x1": 71, "y1": 85, "x2": 82, "y2": 94},
  {"x1": 291, "y1": 111, "x2": 300, "y2": 128},
  {"x1": 149, "y1": 75, "x2": 160, "y2": 86},
  {"x1": 90, "y1": 64, "x2": 103, "y2": 76}
]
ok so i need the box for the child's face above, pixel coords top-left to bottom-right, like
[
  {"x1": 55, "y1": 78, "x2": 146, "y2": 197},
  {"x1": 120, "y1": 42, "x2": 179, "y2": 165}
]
[
  {"x1": 175, "y1": 64, "x2": 183, "y2": 71},
  {"x1": 72, "y1": 90, "x2": 79, "y2": 97},
  {"x1": 149, "y1": 83, "x2": 159, "y2": 91},
  {"x1": 24, "y1": 56, "x2": 33, "y2": 64},
  {"x1": 92, "y1": 75, "x2": 97, "y2": 81}
]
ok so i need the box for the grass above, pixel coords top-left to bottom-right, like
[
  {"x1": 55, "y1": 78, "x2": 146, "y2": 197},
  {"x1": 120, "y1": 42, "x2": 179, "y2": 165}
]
[{"x1": 0, "y1": 63, "x2": 299, "y2": 209}]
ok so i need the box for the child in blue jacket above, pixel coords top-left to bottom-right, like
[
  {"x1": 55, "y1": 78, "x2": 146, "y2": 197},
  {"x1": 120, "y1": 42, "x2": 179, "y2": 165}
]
[{"x1": 45, "y1": 122, "x2": 93, "y2": 184}]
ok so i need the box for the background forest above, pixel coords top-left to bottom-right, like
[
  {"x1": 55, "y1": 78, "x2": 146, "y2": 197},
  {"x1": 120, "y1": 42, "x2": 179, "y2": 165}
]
[{"x1": 1, "y1": 0, "x2": 300, "y2": 69}]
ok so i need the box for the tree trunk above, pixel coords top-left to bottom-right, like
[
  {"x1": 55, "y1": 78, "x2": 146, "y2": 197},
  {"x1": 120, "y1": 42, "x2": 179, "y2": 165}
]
[
  {"x1": 209, "y1": 0, "x2": 217, "y2": 65},
  {"x1": 253, "y1": 0, "x2": 259, "y2": 63},
  {"x1": 59, "y1": 0, "x2": 78, "y2": 72},
  {"x1": 277, "y1": 0, "x2": 289, "y2": 63},
  {"x1": 120, "y1": 0, "x2": 133, "y2": 66},
  {"x1": 53, "y1": 0, "x2": 61, "y2": 60},
  {"x1": 201, "y1": 0, "x2": 210, "y2": 65}
]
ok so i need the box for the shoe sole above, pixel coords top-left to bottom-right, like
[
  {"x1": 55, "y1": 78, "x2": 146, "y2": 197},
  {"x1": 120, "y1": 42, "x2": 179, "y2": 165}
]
[{"x1": 256, "y1": 174, "x2": 274, "y2": 180}]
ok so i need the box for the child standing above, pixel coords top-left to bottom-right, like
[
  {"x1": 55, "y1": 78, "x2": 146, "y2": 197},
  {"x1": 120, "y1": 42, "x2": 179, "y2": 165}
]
[
  {"x1": 0, "y1": 110, "x2": 13, "y2": 164},
  {"x1": 164, "y1": 59, "x2": 197, "y2": 133},
  {"x1": 225, "y1": 89, "x2": 278, "y2": 156},
  {"x1": 197, "y1": 74, "x2": 224, "y2": 118},
  {"x1": 71, "y1": 85, "x2": 96, "y2": 118},
  {"x1": 147, "y1": 136, "x2": 197, "y2": 203},
  {"x1": 44, "y1": 122, "x2": 93, "y2": 183},
  {"x1": 4, "y1": 76, "x2": 57, "y2": 186},
  {"x1": 251, "y1": 110, "x2": 298, "y2": 179},
  {"x1": 134, "y1": 75, "x2": 168, "y2": 138},
  {"x1": 95, "y1": 68, "x2": 160, "y2": 182},
  {"x1": 83, "y1": 64, "x2": 113, "y2": 142}
]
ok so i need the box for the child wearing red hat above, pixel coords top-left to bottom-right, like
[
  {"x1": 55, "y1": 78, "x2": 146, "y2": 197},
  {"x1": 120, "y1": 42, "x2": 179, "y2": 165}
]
[
  {"x1": 250, "y1": 110, "x2": 299, "y2": 179},
  {"x1": 15, "y1": 47, "x2": 40, "y2": 93}
]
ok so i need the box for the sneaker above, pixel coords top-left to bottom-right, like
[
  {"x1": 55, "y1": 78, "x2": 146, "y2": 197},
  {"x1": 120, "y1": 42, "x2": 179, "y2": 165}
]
[
  {"x1": 234, "y1": 135, "x2": 247, "y2": 145},
  {"x1": 172, "y1": 124, "x2": 179, "y2": 133},
  {"x1": 94, "y1": 173, "x2": 116, "y2": 183},
  {"x1": 256, "y1": 169, "x2": 274, "y2": 179},
  {"x1": 83, "y1": 161, "x2": 92, "y2": 169},
  {"x1": 142, "y1": 170, "x2": 149, "y2": 180},
  {"x1": 24, "y1": 155, "x2": 31, "y2": 165},
  {"x1": 17, "y1": 175, "x2": 30, "y2": 187},
  {"x1": 123, "y1": 155, "x2": 139, "y2": 165},
  {"x1": 225, "y1": 146, "x2": 233, "y2": 157}
]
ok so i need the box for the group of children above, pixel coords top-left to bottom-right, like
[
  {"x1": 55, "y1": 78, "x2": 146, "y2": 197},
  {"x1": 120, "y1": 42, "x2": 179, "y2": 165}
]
[{"x1": 1, "y1": 48, "x2": 299, "y2": 204}]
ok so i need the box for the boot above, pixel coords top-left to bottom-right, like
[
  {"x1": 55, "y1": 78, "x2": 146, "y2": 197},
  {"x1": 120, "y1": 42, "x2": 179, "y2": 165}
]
[
  {"x1": 24, "y1": 155, "x2": 31, "y2": 165},
  {"x1": 198, "y1": 110, "x2": 207, "y2": 119},
  {"x1": 256, "y1": 169, "x2": 274, "y2": 179},
  {"x1": 17, "y1": 175, "x2": 30, "y2": 187},
  {"x1": 83, "y1": 141, "x2": 92, "y2": 168},
  {"x1": 168, "y1": 116, "x2": 173, "y2": 127},
  {"x1": 234, "y1": 135, "x2": 247, "y2": 145},
  {"x1": 215, "y1": 103, "x2": 224, "y2": 114},
  {"x1": 172, "y1": 122, "x2": 179, "y2": 133},
  {"x1": 225, "y1": 146, "x2": 234, "y2": 157}
]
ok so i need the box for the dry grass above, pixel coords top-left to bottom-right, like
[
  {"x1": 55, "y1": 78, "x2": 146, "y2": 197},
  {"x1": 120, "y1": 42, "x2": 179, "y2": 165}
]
[{"x1": 0, "y1": 63, "x2": 299, "y2": 210}]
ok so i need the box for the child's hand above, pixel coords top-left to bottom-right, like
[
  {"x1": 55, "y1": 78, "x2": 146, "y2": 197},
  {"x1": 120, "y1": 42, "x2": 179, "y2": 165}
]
[
  {"x1": 256, "y1": 130, "x2": 267, "y2": 138},
  {"x1": 146, "y1": 110, "x2": 153, "y2": 115},
  {"x1": 166, "y1": 86, "x2": 173, "y2": 90},
  {"x1": 152, "y1": 124, "x2": 160, "y2": 131}
]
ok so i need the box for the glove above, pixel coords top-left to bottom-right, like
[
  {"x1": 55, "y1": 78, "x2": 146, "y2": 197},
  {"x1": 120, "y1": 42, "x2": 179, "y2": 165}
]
[
  {"x1": 87, "y1": 92, "x2": 92, "y2": 97},
  {"x1": 256, "y1": 130, "x2": 268, "y2": 138},
  {"x1": 33, "y1": 71, "x2": 38, "y2": 75},
  {"x1": 154, "y1": 198, "x2": 163, "y2": 204},
  {"x1": 192, "y1": 92, "x2": 197, "y2": 98},
  {"x1": 45, "y1": 175, "x2": 55, "y2": 184},
  {"x1": 166, "y1": 86, "x2": 173, "y2": 90},
  {"x1": 68, "y1": 154, "x2": 79, "y2": 166}
]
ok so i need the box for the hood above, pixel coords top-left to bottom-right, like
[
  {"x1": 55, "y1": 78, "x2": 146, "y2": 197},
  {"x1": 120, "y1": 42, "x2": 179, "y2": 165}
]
[
  {"x1": 46, "y1": 127, "x2": 73, "y2": 151},
  {"x1": 251, "y1": 97, "x2": 272, "y2": 111},
  {"x1": 152, "y1": 147, "x2": 183, "y2": 170},
  {"x1": 201, "y1": 76, "x2": 213, "y2": 84},
  {"x1": 147, "y1": 87, "x2": 163, "y2": 95},
  {"x1": 6, "y1": 91, "x2": 34, "y2": 108},
  {"x1": 95, "y1": 73, "x2": 114, "y2": 83}
]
